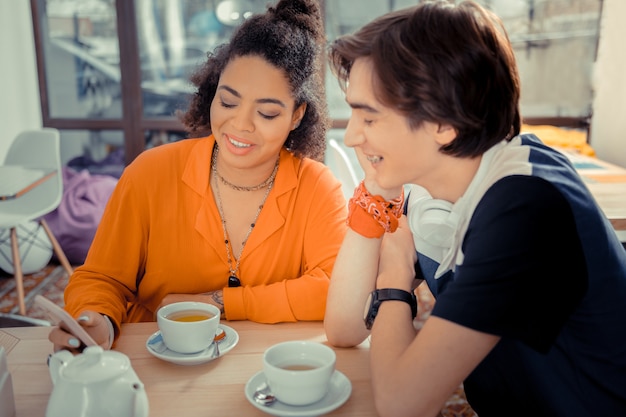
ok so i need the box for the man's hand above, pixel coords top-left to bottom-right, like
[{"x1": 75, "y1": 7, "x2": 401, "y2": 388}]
[
  {"x1": 376, "y1": 216, "x2": 417, "y2": 291},
  {"x1": 353, "y1": 148, "x2": 403, "y2": 201}
]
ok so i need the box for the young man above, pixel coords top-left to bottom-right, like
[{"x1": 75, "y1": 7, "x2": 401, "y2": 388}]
[{"x1": 324, "y1": 1, "x2": 626, "y2": 416}]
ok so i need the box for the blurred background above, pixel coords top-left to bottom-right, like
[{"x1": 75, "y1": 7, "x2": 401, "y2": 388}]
[{"x1": 2, "y1": 0, "x2": 624, "y2": 176}]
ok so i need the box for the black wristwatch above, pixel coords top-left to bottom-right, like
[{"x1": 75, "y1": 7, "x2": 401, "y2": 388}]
[{"x1": 363, "y1": 288, "x2": 418, "y2": 330}]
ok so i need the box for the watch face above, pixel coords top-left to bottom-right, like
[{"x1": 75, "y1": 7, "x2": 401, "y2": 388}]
[{"x1": 363, "y1": 292, "x2": 373, "y2": 322}]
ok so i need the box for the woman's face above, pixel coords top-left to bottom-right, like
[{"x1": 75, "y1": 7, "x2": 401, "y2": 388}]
[
  {"x1": 344, "y1": 58, "x2": 455, "y2": 195},
  {"x1": 210, "y1": 55, "x2": 305, "y2": 170}
]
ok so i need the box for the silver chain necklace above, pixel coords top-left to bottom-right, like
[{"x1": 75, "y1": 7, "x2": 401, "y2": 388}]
[{"x1": 211, "y1": 147, "x2": 278, "y2": 287}]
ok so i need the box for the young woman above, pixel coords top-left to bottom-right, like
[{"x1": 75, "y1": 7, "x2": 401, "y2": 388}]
[
  {"x1": 324, "y1": 1, "x2": 626, "y2": 416},
  {"x1": 49, "y1": 0, "x2": 347, "y2": 350}
]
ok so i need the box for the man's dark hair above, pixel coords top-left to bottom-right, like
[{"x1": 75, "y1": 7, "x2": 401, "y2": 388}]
[{"x1": 328, "y1": 0, "x2": 521, "y2": 158}]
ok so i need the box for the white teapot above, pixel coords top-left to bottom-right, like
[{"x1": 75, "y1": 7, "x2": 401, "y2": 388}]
[{"x1": 47, "y1": 346, "x2": 149, "y2": 417}]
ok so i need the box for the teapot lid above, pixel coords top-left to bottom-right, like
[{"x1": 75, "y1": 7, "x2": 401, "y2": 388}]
[{"x1": 62, "y1": 346, "x2": 131, "y2": 382}]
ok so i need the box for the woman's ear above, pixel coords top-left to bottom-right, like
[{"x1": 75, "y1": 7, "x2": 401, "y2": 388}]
[
  {"x1": 434, "y1": 123, "x2": 458, "y2": 146},
  {"x1": 291, "y1": 103, "x2": 307, "y2": 130}
]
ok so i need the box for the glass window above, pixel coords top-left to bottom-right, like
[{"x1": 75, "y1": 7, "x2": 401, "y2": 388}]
[
  {"x1": 324, "y1": 0, "x2": 419, "y2": 121},
  {"x1": 499, "y1": 0, "x2": 601, "y2": 119},
  {"x1": 60, "y1": 130, "x2": 125, "y2": 178},
  {"x1": 43, "y1": 0, "x2": 121, "y2": 119},
  {"x1": 135, "y1": 0, "x2": 271, "y2": 118},
  {"x1": 324, "y1": 0, "x2": 602, "y2": 123},
  {"x1": 144, "y1": 129, "x2": 188, "y2": 149},
  {"x1": 34, "y1": 0, "x2": 602, "y2": 168}
]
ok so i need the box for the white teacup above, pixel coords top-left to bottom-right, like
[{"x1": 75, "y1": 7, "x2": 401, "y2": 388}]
[
  {"x1": 156, "y1": 302, "x2": 220, "y2": 354},
  {"x1": 263, "y1": 341, "x2": 336, "y2": 406}
]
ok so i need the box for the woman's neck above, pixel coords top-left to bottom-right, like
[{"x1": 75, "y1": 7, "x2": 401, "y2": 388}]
[{"x1": 213, "y1": 149, "x2": 280, "y2": 191}]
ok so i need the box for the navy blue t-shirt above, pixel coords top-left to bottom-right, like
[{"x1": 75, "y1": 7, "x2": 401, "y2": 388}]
[{"x1": 418, "y1": 134, "x2": 626, "y2": 416}]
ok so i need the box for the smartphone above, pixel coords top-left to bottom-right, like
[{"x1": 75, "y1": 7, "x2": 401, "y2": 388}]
[{"x1": 34, "y1": 295, "x2": 98, "y2": 347}]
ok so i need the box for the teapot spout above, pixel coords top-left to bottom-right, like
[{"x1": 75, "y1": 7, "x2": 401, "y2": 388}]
[{"x1": 132, "y1": 382, "x2": 149, "y2": 417}]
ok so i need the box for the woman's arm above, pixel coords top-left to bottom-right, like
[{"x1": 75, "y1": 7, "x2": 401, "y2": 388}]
[
  {"x1": 64, "y1": 172, "x2": 149, "y2": 331},
  {"x1": 224, "y1": 164, "x2": 349, "y2": 322},
  {"x1": 324, "y1": 228, "x2": 381, "y2": 347},
  {"x1": 325, "y1": 149, "x2": 405, "y2": 347}
]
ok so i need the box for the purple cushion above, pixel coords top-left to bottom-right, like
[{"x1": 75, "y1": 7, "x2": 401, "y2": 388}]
[{"x1": 44, "y1": 167, "x2": 117, "y2": 265}]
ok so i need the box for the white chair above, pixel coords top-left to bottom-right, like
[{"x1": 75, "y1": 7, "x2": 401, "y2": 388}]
[
  {"x1": 0, "y1": 129, "x2": 73, "y2": 315},
  {"x1": 326, "y1": 138, "x2": 360, "y2": 200}
]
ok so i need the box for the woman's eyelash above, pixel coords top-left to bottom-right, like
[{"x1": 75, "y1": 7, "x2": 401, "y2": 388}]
[
  {"x1": 219, "y1": 99, "x2": 279, "y2": 120},
  {"x1": 260, "y1": 113, "x2": 279, "y2": 120}
]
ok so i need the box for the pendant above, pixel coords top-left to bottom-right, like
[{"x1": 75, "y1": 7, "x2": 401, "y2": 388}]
[{"x1": 228, "y1": 276, "x2": 241, "y2": 287}]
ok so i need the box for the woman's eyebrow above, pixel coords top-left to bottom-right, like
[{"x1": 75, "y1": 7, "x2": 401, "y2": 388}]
[
  {"x1": 218, "y1": 85, "x2": 286, "y2": 108},
  {"x1": 257, "y1": 98, "x2": 286, "y2": 107}
]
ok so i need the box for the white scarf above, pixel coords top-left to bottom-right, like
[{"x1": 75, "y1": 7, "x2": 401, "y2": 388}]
[{"x1": 407, "y1": 137, "x2": 532, "y2": 278}]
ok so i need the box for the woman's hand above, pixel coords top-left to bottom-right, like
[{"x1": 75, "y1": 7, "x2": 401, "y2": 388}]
[
  {"x1": 48, "y1": 310, "x2": 111, "y2": 353},
  {"x1": 159, "y1": 291, "x2": 225, "y2": 315}
]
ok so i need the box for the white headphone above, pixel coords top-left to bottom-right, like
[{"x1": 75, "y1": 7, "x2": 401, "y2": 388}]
[{"x1": 406, "y1": 185, "x2": 458, "y2": 262}]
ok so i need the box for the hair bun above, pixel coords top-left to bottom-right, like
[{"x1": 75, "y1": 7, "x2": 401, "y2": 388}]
[{"x1": 270, "y1": 0, "x2": 324, "y2": 41}]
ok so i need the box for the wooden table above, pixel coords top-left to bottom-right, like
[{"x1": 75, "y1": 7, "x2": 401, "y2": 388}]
[{"x1": 2, "y1": 321, "x2": 375, "y2": 417}]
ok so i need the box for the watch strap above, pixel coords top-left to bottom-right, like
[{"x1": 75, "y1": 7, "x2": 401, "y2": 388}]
[
  {"x1": 376, "y1": 288, "x2": 417, "y2": 317},
  {"x1": 365, "y1": 288, "x2": 417, "y2": 330}
]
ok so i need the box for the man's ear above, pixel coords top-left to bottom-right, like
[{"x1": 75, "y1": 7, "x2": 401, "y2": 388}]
[
  {"x1": 291, "y1": 103, "x2": 307, "y2": 130},
  {"x1": 434, "y1": 123, "x2": 457, "y2": 146}
]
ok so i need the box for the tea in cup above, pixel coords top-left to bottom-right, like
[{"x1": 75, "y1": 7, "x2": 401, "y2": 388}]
[
  {"x1": 263, "y1": 341, "x2": 336, "y2": 406},
  {"x1": 156, "y1": 302, "x2": 220, "y2": 354}
]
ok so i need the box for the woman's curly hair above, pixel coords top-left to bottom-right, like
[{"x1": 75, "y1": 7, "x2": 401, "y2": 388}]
[{"x1": 179, "y1": 0, "x2": 329, "y2": 162}]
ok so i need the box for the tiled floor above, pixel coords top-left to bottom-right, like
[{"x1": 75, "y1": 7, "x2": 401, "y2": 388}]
[{"x1": 0, "y1": 263, "x2": 69, "y2": 320}]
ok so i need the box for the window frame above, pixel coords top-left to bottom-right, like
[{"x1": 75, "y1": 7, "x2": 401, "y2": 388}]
[{"x1": 30, "y1": 0, "x2": 186, "y2": 165}]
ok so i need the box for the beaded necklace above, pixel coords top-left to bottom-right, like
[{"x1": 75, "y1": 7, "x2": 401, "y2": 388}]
[
  {"x1": 211, "y1": 147, "x2": 278, "y2": 287},
  {"x1": 215, "y1": 166, "x2": 277, "y2": 191}
]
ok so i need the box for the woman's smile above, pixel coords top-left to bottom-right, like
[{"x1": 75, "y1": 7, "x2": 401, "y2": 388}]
[{"x1": 226, "y1": 134, "x2": 253, "y2": 149}]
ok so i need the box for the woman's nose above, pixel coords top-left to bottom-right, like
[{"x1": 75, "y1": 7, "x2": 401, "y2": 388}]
[{"x1": 231, "y1": 108, "x2": 255, "y2": 132}]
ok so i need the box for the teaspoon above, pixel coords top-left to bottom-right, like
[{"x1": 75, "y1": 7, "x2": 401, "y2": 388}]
[
  {"x1": 211, "y1": 328, "x2": 225, "y2": 358},
  {"x1": 253, "y1": 382, "x2": 277, "y2": 406}
]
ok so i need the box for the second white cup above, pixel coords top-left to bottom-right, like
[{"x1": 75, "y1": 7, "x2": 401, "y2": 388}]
[
  {"x1": 263, "y1": 341, "x2": 336, "y2": 406},
  {"x1": 156, "y1": 301, "x2": 220, "y2": 354}
]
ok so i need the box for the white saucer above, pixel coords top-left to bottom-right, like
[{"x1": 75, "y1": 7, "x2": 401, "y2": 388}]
[
  {"x1": 244, "y1": 370, "x2": 352, "y2": 417},
  {"x1": 146, "y1": 324, "x2": 238, "y2": 366}
]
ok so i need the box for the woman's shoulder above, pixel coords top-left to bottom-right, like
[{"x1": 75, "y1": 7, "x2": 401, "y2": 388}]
[
  {"x1": 297, "y1": 154, "x2": 330, "y2": 173},
  {"x1": 274, "y1": 152, "x2": 344, "y2": 205},
  {"x1": 132, "y1": 138, "x2": 205, "y2": 165},
  {"x1": 123, "y1": 138, "x2": 210, "y2": 179},
  {"x1": 289, "y1": 153, "x2": 341, "y2": 187}
]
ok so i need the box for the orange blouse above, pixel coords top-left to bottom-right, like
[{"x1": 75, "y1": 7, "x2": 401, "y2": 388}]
[{"x1": 64, "y1": 136, "x2": 348, "y2": 334}]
